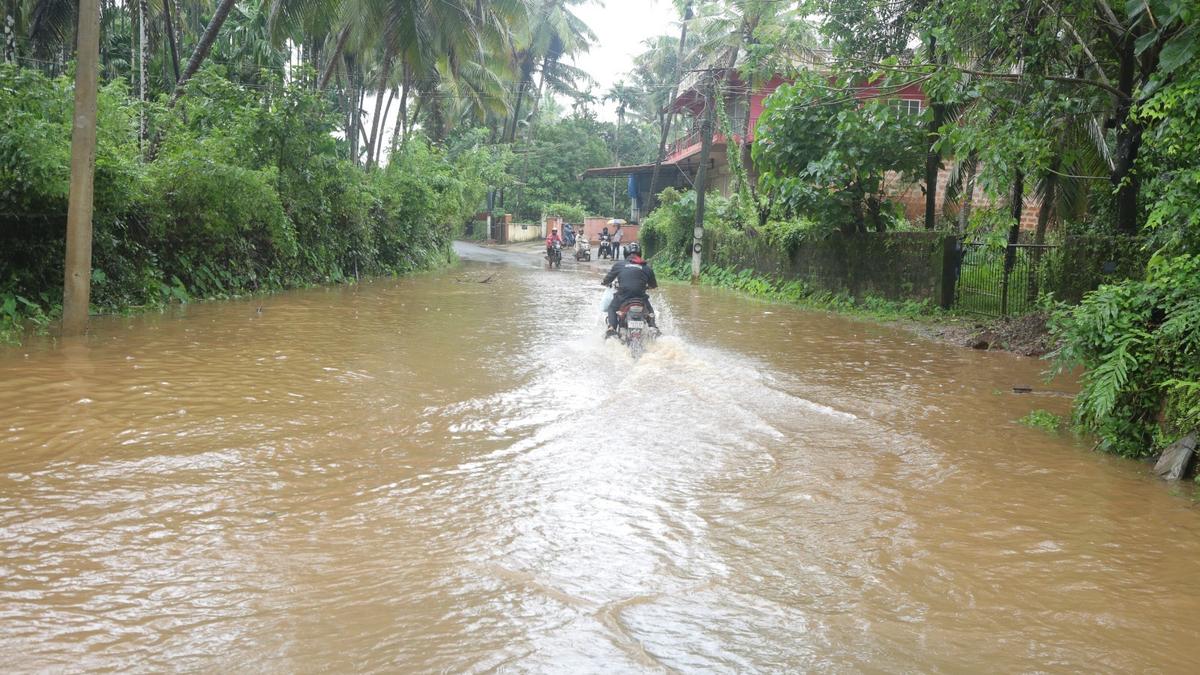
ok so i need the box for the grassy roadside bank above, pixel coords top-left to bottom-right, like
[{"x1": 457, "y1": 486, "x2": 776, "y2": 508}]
[
  {"x1": 0, "y1": 242, "x2": 457, "y2": 347},
  {"x1": 652, "y1": 256, "x2": 1054, "y2": 357}
]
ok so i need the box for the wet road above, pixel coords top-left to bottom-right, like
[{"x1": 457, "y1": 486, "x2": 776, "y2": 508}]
[{"x1": 2, "y1": 241, "x2": 1198, "y2": 671}]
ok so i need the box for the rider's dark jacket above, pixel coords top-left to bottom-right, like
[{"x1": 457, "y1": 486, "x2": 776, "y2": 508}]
[{"x1": 603, "y1": 257, "x2": 657, "y2": 296}]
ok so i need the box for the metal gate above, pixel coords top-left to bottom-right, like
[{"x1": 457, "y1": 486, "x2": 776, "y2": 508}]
[{"x1": 954, "y1": 242, "x2": 1059, "y2": 316}]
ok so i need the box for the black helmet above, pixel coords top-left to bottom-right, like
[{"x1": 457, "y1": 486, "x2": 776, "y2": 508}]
[{"x1": 626, "y1": 242, "x2": 641, "y2": 256}]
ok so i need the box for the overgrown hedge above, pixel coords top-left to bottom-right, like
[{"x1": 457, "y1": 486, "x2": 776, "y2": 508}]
[{"x1": 1, "y1": 64, "x2": 496, "y2": 340}]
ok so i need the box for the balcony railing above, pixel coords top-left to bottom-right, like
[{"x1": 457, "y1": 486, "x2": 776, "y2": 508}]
[
  {"x1": 665, "y1": 129, "x2": 703, "y2": 160},
  {"x1": 664, "y1": 116, "x2": 747, "y2": 162}
]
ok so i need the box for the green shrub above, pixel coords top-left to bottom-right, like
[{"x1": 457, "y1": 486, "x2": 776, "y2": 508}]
[
  {"x1": 1051, "y1": 254, "x2": 1200, "y2": 457},
  {"x1": 0, "y1": 64, "x2": 496, "y2": 341},
  {"x1": 541, "y1": 201, "x2": 587, "y2": 224},
  {"x1": 1019, "y1": 409, "x2": 1064, "y2": 433}
]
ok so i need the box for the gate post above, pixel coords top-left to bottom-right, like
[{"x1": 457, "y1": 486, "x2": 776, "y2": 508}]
[
  {"x1": 939, "y1": 235, "x2": 958, "y2": 309},
  {"x1": 1000, "y1": 243, "x2": 1016, "y2": 316}
]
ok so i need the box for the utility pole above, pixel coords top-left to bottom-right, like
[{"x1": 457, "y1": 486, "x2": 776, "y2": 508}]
[
  {"x1": 62, "y1": 0, "x2": 101, "y2": 335},
  {"x1": 690, "y1": 77, "x2": 717, "y2": 284}
]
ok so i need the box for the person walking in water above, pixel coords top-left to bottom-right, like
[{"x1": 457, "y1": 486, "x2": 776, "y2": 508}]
[{"x1": 611, "y1": 224, "x2": 624, "y2": 260}]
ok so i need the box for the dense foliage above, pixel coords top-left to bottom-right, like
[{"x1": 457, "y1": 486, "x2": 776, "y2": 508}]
[
  {"x1": 642, "y1": 186, "x2": 820, "y2": 262},
  {"x1": 506, "y1": 110, "x2": 657, "y2": 221},
  {"x1": 1052, "y1": 255, "x2": 1200, "y2": 457},
  {"x1": 753, "y1": 73, "x2": 925, "y2": 233},
  {"x1": 1050, "y1": 60, "x2": 1200, "y2": 458},
  {"x1": 0, "y1": 64, "x2": 500, "y2": 339},
  {"x1": 540, "y1": 201, "x2": 587, "y2": 224}
]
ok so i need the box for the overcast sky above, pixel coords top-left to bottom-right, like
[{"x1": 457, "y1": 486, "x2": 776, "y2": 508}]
[{"x1": 570, "y1": 0, "x2": 681, "y2": 121}]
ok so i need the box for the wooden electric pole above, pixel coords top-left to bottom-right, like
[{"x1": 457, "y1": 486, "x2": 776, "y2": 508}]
[{"x1": 62, "y1": 0, "x2": 101, "y2": 335}]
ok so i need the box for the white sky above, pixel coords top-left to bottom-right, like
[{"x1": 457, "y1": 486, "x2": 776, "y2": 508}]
[{"x1": 569, "y1": 0, "x2": 681, "y2": 121}]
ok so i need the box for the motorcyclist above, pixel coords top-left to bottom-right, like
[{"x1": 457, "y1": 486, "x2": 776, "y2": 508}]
[
  {"x1": 599, "y1": 227, "x2": 612, "y2": 258},
  {"x1": 602, "y1": 242, "x2": 657, "y2": 336},
  {"x1": 545, "y1": 228, "x2": 562, "y2": 261}
]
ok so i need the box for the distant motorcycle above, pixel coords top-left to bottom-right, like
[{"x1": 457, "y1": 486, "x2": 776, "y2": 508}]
[
  {"x1": 546, "y1": 240, "x2": 563, "y2": 268},
  {"x1": 598, "y1": 234, "x2": 613, "y2": 260},
  {"x1": 612, "y1": 296, "x2": 657, "y2": 358},
  {"x1": 574, "y1": 234, "x2": 591, "y2": 262}
]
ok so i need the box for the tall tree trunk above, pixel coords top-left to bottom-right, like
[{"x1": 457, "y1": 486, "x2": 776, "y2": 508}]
[
  {"x1": 307, "y1": 37, "x2": 320, "y2": 88},
  {"x1": 648, "y1": 3, "x2": 692, "y2": 214},
  {"x1": 408, "y1": 95, "x2": 424, "y2": 141},
  {"x1": 161, "y1": 0, "x2": 181, "y2": 84},
  {"x1": 373, "y1": 87, "x2": 396, "y2": 166},
  {"x1": 1112, "y1": 120, "x2": 1142, "y2": 234},
  {"x1": 347, "y1": 62, "x2": 363, "y2": 163},
  {"x1": 1029, "y1": 159, "x2": 1060, "y2": 300},
  {"x1": 1034, "y1": 163, "x2": 1060, "y2": 247},
  {"x1": 318, "y1": 26, "x2": 351, "y2": 90},
  {"x1": 137, "y1": 0, "x2": 147, "y2": 144},
  {"x1": 740, "y1": 82, "x2": 760, "y2": 220},
  {"x1": 5, "y1": 7, "x2": 18, "y2": 62},
  {"x1": 506, "y1": 81, "x2": 527, "y2": 143},
  {"x1": 922, "y1": 32, "x2": 946, "y2": 230},
  {"x1": 339, "y1": 71, "x2": 353, "y2": 160},
  {"x1": 63, "y1": 0, "x2": 101, "y2": 336},
  {"x1": 505, "y1": 52, "x2": 536, "y2": 143},
  {"x1": 736, "y1": 18, "x2": 761, "y2": 218},
  {"x1": 956, "y1": 155, "x2": 977, "y2": 234},
  {"x1": 1110, "y1": 29, "x2": 1145, "y2": 235},
  {"x1": 171, "y1": 0, "x2": 238, "y2": 104},
  {"x1": 365, "y1": 55, "x2": 393, "y2": 169},
  {"x1": 527, "y1": 53, "x2": 551, "y2": 123},
  {"x1": 390, "y1": 67, "x2": 410, "y2": 152}
]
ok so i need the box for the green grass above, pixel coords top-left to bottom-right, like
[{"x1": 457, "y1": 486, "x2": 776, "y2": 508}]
[
  {"x1": 1018, "y1": 409, "x2": 1065, "y2": 433},
  {"x1": 652, "y1": 255, "x2": 949, "y2": 324}
]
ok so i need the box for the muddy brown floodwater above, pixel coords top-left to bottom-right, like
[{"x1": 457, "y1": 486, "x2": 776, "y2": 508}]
[{"x1": 2, "y1": 241, "x2": 1199, "y2": 672}]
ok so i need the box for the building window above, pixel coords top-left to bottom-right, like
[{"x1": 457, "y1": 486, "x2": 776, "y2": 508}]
[{"x1": 889, "y1": 98, "x2": 923, "y2": 116}]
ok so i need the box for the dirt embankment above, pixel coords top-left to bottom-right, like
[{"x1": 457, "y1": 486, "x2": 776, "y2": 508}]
[{"x1": 905, "y1": 312, "x2": 1054, "y2": 358}]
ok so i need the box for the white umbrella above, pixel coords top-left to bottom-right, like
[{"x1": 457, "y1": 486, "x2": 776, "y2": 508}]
[{"x1": 606, "y1": 219, "x2": 626, "y2": 225}]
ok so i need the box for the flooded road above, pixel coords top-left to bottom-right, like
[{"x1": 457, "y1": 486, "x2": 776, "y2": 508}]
[{"x1": 2, "y1": 241, "x2": 1199, "y2": 672}]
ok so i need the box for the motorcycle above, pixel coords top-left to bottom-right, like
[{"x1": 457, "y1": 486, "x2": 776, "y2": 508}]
[
  {"x1": 546, "y1": 240, "x2": 563, "y2": 268},
  {"x1": 574, "y1": 234, "x2": 591, "y2": 262},
  {"x1": 598, "y1": 234, "x2": 613, "y2": 260},
  {"x1": 613, "y1": 297, "x2": 657, "y2": 358}
]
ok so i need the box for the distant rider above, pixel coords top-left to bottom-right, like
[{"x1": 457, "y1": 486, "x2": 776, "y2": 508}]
[
  {"x1": 545, "y1": 228, "x2": 562, "y2": 261},
  {"x1": 602, "y1": 242, "x2": 657, "y2": 336}
]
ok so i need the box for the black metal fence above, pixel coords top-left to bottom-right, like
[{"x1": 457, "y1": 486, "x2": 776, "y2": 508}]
[{"x1": 954, "y1": 241, "x2": 1060, "y2": 316}]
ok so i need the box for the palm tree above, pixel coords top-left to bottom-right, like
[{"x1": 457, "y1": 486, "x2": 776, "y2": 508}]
[
  {"x1": 604, "y1": 79, "x2": 639, "y2": 215},
  {"x1": 634, "y1": 2, "x2": 695, "y2": 212},
  {"x1": 690, "y1": 0, "x2": 811, "y2": 209},
  {"x1": 171, "y1": 0, "x2": 239, "y2": 102}
]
